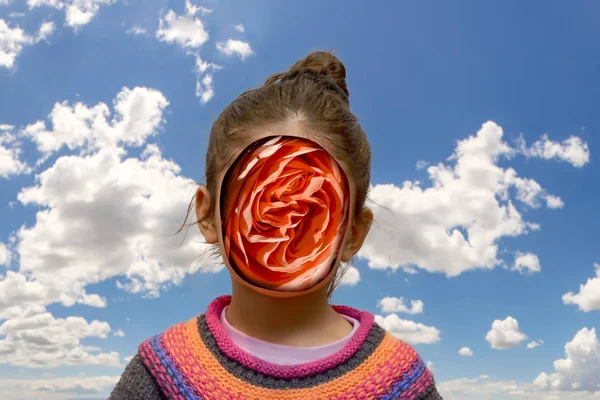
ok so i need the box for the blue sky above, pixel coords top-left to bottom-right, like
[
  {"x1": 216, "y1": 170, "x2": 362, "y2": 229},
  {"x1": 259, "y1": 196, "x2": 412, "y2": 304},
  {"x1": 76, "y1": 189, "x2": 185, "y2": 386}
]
[{"x1": 0, "y1": 1, "x2": 599, "y2": 399}]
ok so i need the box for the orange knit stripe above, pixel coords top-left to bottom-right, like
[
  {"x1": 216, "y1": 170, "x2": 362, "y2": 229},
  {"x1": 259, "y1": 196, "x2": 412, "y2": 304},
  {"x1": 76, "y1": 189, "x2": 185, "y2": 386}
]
[{"x1": 160, "y1": 318, "x2": 417, "y2": 400}]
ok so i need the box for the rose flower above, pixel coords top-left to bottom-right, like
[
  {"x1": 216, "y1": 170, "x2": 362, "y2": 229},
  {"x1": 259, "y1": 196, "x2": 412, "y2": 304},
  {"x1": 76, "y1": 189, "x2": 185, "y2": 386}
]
[{"x1": 221, "y1": 136, "x2": 350, "y2": 291}]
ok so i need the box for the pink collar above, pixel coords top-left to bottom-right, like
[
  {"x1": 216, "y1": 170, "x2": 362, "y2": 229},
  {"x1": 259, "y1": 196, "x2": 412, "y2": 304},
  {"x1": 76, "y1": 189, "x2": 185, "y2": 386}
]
[
  {"x1": 220, "y1": 305, "x2": 360, "y2": 365},
  {"x1": 204, "y1": 295, "x2": 375, "y2": 379}
]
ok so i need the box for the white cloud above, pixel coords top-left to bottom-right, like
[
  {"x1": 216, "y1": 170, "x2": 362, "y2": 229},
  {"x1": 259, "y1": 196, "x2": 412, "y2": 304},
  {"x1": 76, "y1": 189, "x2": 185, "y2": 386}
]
[
  {"x1": 378, "y1": 296, "x2": 423, "y2": 314},
  {"x1": 505, "y1": 171, "x2": 563, "y2": 209},
  {"x1": 37, "y1": 21, "x2": 55, "y2": 41},
  {"x1": 0, "y1": 376, "x2": 119, "y2": 400},
  {"x1": 374, "y1": 313, "x2": 440, "y2": 344},
  {"x1": 195, "y1": 55, "x2": 220, "y2": 74},
  {"x1": 1, "y1": 19, "x2": 55, "y2": 68},
  {"x1": 0, "y1": 19, "x2": 29, "y2": 68},
  {"x1": 0, "y1": 303, "x2": 120, "y2": 368},
  {"x1": 0, "y1": 87, "x2": 221, "y2": 368},
  {"x1": 415, "y1": 160, "x2": 429, "y2": 170},
  {"x1": 512, "y1": 252, "x2": 541, "y2": 274},
  {"x1": 440, "y1": 376, "x2": 600, "y2": 399},
  {"x1": 0, "y1": 271, "x2": 48, "y2": 310},
  {"x1": 27, "y1": 0, "x2": 64, "y2": 8},
  {"x1": 123, "y1": 355, "x2": 133, "y2": 363},
  {"x1": 485, "y1": 316, "x2": 527, "y2": 349},
  {"x1": 23, "y1": 86, "x2": 169, "y2": 157},
  {"x1": 196, "y1": 72, "x2": 214, "y2": 103},
  {"x1": 545, "y1": 194, "x2": 564, "y2": 209},
  {"x1": 0, "y1": 0, "x2": 12, "y2": 6},
  {"x1": 459, "y1": 347, "x2": 473, "y2": 356},
  {"x1": 28, "y1": 0, "x2": 117, "y2": 29},
  {"x1": 527, "y1": 340, "x2": 544, "y2": 349},
  {"x1": 563, "y1": 264, "x2": 600, "y2": 312},
  {"x1": 0, "y1": 243, "x2": 10, "y2": 266},
  {"x1": 0, "y1": 129, "x2": 30, "y2": 178},
  {"x1": 155, "y1": 2, "x2": 225, "y2": 104},
  {"x1": 339, "y1": 265, "x2": 360, "y2": 286},
  {"x1": 359, "y1": 121, "x2": 583, "y2": 277},
  {"x1": 113, "y1": 329, "x2": 124, "y2": 337},
  {"x1": 426, "y1": 360, "x2": 436, "y2": 372},
  {"x1": 216, "y1": 39, "x2": 253, "y2": 60},
  {"x1": 2, "y1": 87, "x2": 217, "y2": 313},
  {"x1": 535, "y1": 327, "x2": 600, "y2": 392},
  {"x1": 437, "y1": 377, "x2": 539, "y2": 399},
  {"x1": 518, "y1": 133, "x2": 590, "y2": 168},
  {"x1": 127, "y1": 25, "x2": 147, "y2": 36},
  {"x1": 8, "y1": 12, "x2": 26, "y2": 18},
  {"x1": 234, "y1": 23, "x2": 244, "y2": 32},
  {"x1": 156, "y1": 2, "x2": 209, "y2": 49},
  {"x1": 184, "y1": 0, "x2": 212, "y2": 17}
]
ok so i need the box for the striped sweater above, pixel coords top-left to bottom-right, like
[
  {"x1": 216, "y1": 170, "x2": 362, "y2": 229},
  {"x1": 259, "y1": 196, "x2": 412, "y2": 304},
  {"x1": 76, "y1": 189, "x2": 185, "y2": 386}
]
[{"x1": 109, "y1": 296, "x2": 442, "y2": 400}]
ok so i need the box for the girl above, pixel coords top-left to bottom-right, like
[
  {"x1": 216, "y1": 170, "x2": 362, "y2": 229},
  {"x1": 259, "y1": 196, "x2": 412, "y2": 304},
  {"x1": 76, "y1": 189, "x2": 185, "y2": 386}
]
[{"x1": 110, "y1": 51, "x2": 442, "y2": 400}]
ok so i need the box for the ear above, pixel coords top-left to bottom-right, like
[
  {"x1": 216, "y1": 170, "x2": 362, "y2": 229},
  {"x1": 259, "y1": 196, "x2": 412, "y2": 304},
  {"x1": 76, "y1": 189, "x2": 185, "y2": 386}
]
[
  {"x1": 340, "y1": 207, "x2": 374, "y2": 262},
  {"x1": 195, "y1": 185, "x2": 218, "y2": 244}
]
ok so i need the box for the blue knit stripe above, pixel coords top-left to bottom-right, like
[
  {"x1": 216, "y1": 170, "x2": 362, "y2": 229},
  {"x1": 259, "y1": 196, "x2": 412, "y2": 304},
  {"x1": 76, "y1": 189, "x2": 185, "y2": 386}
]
[
  {"x1": 150, "y1": 335, "x2": 202, "y2": 400},
  {"x1": 379, "y1": 357, "x2": 427, "y2": 400}
]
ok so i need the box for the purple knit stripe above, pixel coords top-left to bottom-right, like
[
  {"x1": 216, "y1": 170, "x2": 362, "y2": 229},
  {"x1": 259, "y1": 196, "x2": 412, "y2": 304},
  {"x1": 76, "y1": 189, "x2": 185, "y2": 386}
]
[
  {"x1": 139, "y1": 338, "x2": 189, "y2": 400},
  {"x1": 204, "y1": 295, "x2": 375, "y2": 379}
]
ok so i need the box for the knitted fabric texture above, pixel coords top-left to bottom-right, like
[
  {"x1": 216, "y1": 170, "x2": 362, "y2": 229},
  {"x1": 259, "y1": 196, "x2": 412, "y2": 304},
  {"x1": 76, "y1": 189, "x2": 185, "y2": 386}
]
[{"x1": 131, "y1": 295, "x2": 442, "y2": 400}]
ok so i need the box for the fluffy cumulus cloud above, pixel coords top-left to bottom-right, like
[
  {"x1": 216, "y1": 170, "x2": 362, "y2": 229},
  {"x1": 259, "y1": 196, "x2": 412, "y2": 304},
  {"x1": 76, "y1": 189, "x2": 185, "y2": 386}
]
[
  {"x1": 360, "y1": 121, "x2": 587, "y2": 277},
  {"x1": 0, "y1": 376, "x2": 119, "y2": 400},
  {"x1": 535, "y1": 328, "x2": 600, "y2": 392},
  {"x1": 156, "y1": 0, "x2": 210, "y2": 49},
  {"x1": 339, "y1": 265, "x2": 360, "y2": 286},
  {"x1": 375, "y1": 313, "x2": 440, "y2": 344},
  {"x1": 0, "y1": 242, "x2": 10, "y2": 266},
  {"x1": 486, "y1": 317, "x2": 528, "y2": 350},
  {"x1": 27, "y1": 0, "x2": 117, "y2": 29},
  {"x1": 443, "y1": 328, "x2": 600, "y2": 397},
  {"x1": 378, "y1": 296, "x2": 424, "y2": 314},
  {"x1": 153, "y1": 1, "x2": 252, "y2": 103},
  {"x1": 512, "y1": 252, "x2": 541, "y2": 274},
  {"x1": 528, "y1": 340, "x2": 544, "y2": 349},
  {"x1": 0, "y1": 86, "x2": 218, "y2": 368},
  {"x1": 458, "y1": 347, "x2": 473, "y2": 356},
  {"x1": 0, "y1": 127, "x2": 30, "y2": 177},
  {"x1": 113, "y1": 329, "x2": 125, "y2": 337},
  {"x1": 563, "y1": 263, "x2": 600, "y2": 312},
  {"x1": 22, "y1": 86, "x2": 169, "y2": 157},
  {"x1": 0, "y1": 303, "x2": 119, "y2": 368},
  {"x1": 518, "y1": 133, "x2": 590, "y2": 168},
  {"x1": 154, "y1": 1, "x2": 225, "y2": 104},
  {"x1": 438, "y1": 376, "x2": 600, "y2": 400},
  {"x1": 195, "y1": 70, "x2": 215, "y2": 104},
  {"x1": 0, "y1": 18, "x2": 55, "y2": 68},
  {"x1": 127, "y1": 26, "x2": 147, "y2": 36},
  {"x1": 216, "y1": 39, "x2": 254, "y2": 60}
]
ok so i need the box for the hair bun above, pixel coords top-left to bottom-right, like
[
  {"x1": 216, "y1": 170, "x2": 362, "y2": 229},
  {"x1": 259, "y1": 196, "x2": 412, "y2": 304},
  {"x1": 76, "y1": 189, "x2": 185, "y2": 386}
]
[{"x1": 289, "y1": 51, "x2": 349, "y2": 98}]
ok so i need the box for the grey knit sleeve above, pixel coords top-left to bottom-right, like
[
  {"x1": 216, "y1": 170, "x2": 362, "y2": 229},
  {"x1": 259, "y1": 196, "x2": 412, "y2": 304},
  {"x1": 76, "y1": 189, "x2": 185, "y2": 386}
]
[{"x1": 108, "y1": 354, "x2": 165, "y2": 400}]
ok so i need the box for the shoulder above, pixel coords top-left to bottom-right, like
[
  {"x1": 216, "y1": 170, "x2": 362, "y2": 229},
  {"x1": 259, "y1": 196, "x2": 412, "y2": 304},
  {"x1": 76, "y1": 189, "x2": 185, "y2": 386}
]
[
  {"x1": 108, "y1": 354, "x2": 166, "y2": 400},
  {"x1": 109, "y1": 318, "x2": 193, "y2": 400}
]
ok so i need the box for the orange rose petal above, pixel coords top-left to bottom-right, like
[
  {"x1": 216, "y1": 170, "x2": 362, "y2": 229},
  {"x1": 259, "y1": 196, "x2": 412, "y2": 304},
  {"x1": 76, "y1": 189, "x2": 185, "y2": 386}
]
[{"x1": 221, "y1": 136, "x2": 349, "y2": 291}]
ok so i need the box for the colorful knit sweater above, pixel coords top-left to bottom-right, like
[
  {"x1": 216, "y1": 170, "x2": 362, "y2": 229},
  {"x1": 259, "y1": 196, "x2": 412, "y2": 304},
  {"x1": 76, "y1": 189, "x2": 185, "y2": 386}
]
[{"x1": 109, "y1": 296, "x2": 442, "y2": 400}]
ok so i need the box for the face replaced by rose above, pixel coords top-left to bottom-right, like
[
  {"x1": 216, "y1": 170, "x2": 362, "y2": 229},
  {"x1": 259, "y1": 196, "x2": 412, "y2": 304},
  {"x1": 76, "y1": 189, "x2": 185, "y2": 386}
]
[{"x1": 220, "y1": 136, "x2": 350, "y2": 291}]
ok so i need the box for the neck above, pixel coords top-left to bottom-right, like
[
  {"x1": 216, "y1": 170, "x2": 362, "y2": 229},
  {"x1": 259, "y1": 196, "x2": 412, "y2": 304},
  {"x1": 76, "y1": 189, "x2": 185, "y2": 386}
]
[{"x1": 225, "y1": 278, "x2": 352, "y2": 347}]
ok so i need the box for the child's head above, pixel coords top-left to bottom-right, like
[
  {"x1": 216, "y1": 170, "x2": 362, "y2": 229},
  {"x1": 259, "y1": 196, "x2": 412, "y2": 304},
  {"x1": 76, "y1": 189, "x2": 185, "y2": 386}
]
[{"x1": 194, "y1": 51, "x2": 373, "y2": 297}]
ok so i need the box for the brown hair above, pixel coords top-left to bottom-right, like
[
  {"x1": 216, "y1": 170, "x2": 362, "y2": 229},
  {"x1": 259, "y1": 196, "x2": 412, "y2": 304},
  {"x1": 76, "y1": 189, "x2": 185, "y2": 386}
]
[{"x1": 186, "y1": 51, "x2": 372, "y2": 295}]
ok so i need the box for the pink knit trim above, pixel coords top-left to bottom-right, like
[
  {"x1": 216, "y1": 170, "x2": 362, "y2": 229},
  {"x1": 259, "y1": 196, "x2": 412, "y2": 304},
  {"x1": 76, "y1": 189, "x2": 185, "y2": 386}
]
[{"x1": 204, "y1": 295, "x2": 375, "y2": 379}]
